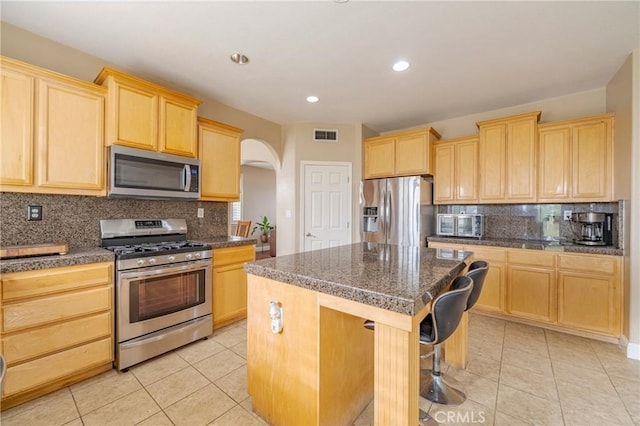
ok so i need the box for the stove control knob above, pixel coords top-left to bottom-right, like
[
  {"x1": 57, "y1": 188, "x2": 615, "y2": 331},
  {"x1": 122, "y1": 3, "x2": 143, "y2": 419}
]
[
  {"x1": 148, "y1": 258, "x2": 157, "y2": 265},
  {"x1": 194, "y1": 252, "x2": 202, "y2": 259},
  {"x1": 185, "y1": 253, "x2": 193, "y2": 260},
  {"x1": 136, "y1": 259, "x2": 145, "y2": 266},
  {"x1": 168, "y1": 255, "x2": 176, "y2": 262}
]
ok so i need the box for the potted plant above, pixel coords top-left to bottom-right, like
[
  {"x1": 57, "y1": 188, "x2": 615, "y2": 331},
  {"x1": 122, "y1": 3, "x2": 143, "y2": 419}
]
[{"x1": 252, "y1": 216, "x2": 274, "y2": 243}]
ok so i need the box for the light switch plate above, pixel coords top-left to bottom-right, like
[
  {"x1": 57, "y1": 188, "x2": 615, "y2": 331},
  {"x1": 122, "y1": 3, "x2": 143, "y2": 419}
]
[
  {"x1": 197, "y1": 208, "x2": 204, "y2": 218},
  {"x1": 563, "y1": 210, "x2": 572, "y2": 221}
]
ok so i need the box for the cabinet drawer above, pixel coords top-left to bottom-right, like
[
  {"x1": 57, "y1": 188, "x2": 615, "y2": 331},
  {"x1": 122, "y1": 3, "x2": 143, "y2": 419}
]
[
  {"x1": 213, "y1": 245, "x2": 256, "y2": 267},
  {"x1": 2, "y1": 312, "x2": 112, "y2": 364},
  {"x1": 2, "y1": 286, "x2": 112, "y2": 332},
  {"x1": 508, "y1": 249, "x2": 555, "y2": 267},
  {"x1": 464, "y1": 246, "x2": 507, "y2": 263},
  {"x1": 558, "y1": 253, "x2": 618, "y2": 274},
  {"x1": 3, "y1": 337, "x2": 112, "y2": 398},
  {"x1": 2, "y1": 262, "x2": 113, "y2": 302}
]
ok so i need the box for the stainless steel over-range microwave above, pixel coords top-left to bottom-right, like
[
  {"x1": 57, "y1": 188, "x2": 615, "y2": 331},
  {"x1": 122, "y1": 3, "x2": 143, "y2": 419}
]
[
  {"x1": 108, "y1": 145, "x2": 200, "y2": 200},
  {"x1": 436, "y1": 214, "x2": 484, "y2": 238}
]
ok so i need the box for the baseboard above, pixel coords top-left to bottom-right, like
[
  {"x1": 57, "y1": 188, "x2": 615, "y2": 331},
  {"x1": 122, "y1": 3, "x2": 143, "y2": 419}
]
[{"x1": 623, "y1": 336, "x2": 640, "y2": 360}]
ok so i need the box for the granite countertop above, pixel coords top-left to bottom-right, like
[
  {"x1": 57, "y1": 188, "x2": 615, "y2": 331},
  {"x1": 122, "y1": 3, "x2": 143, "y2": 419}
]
[
  {"x1": 204, "y1": 236, "x2": 257, "y2": 249},
  {"x1": 244, "y1": 242, "x2": 471, "y2": 316},
  {"x1": 0, "y1": 237, "x2": 257, "y2": 274},
  {"x1": 0, "y1": 246, "x2": 115, "y2": 274},
  {"x1": 427, "y1": 236, "x2": 623, "y2": 256}
]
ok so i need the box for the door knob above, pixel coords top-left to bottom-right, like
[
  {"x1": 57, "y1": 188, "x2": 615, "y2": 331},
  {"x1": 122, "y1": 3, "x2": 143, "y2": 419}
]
[{"x1": 305, "y1": 232, "x2": 317, "y2": 238}]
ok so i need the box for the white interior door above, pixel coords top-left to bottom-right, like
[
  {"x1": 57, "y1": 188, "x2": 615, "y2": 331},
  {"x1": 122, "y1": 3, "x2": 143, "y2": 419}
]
[{"x1": 302, "y1": 162, "x2": 352, "y2": 252}]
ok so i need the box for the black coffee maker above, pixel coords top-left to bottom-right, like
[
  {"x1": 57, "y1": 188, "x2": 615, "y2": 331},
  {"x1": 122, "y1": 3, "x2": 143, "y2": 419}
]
[{"x1": 571, "y1": 212, "x2": 613, "y2": 246}]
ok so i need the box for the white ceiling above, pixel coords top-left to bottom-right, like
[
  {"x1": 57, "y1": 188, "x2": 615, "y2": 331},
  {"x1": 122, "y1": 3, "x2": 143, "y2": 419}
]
[{"x1": 2, "y1": 1, "x2": 638, "y2": 133}]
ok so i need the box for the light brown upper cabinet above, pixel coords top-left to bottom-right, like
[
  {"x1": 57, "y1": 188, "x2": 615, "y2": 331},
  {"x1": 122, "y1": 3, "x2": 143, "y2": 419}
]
[
  {"x1": 95, "y1": 68, "x2": 201, "y2": 157},
  {"x1": 477, "y1": 111, "x2": 540, "y2": 203},
  {"x1": 363, "y1": 127, "x2": 441, "y2": 179},
  {"x1": 538, "y1": 114, "x2": 614, "y2": 202},
  {"x1": 433, "y1": 135, "x2": 478, "y2": 204},
  {"x1": 198, "y1": 117, "x2": 243, "y2": 201},
  {"x1": 1, "y1": 56, "x2": 106, "y2": 196}
]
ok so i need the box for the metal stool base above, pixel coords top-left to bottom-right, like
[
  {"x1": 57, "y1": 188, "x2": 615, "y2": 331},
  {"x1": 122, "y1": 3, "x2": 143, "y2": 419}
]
[
  {"x1": 420, "y1": 370, "x2": 466, "y2": 406},
  {"x1": 419, "y1": 409, "x2": 440, "y2": 425}
]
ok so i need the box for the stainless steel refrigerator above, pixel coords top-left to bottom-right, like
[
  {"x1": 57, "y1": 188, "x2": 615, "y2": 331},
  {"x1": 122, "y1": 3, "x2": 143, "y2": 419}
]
[{"x1": 360, "y1": 176, "x2": 434, "y2": 247}]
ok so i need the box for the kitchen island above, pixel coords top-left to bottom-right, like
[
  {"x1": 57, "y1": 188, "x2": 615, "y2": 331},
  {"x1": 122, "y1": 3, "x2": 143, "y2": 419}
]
[{"x1": 244, "y1": 242, "x2": 471, "y2": 426}]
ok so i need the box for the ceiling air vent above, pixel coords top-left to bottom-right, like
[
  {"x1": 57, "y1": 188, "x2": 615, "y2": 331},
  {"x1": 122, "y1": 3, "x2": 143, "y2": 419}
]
[{"x1": 313, "y1": 129, "x2": 338, "y2": 142}]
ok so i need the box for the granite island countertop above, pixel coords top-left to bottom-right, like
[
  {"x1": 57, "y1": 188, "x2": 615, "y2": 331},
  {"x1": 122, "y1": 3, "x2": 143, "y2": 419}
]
[
  {"x1": 244, "y1": 242, "x2": 472, "y2": 316},
  {"x1": 427, "y1": 236, "x2": 623, "y2": 256}
]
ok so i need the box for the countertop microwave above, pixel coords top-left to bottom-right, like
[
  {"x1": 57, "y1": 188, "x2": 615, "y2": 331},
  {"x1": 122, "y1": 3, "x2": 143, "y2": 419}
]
[
  {"x1": 108, "y1": 145, "x2": 200, "y2": 200},
  {"x1": 436, "y1": 214, "x2": 484, "y2": 238}
]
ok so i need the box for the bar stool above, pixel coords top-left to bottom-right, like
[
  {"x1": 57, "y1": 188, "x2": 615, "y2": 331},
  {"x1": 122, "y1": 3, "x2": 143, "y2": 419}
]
[
  {"x1": 418, "y1": 275, "x2": 474, "y2": 407},
  {"x1": 419, "y1": 261, "x2": 489, "y2": 407}
]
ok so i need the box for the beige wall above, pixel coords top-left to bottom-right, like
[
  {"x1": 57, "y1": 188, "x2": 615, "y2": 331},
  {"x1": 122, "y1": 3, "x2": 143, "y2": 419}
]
[
  {"x1": 384, "y1": 89, "x2": 606, "y2": 140},
  {"x1": 277, "y1": 123, "x2": 363, "y2": 254},
  {"x1": 241, "y1": 165, "x2": 276, "y2": 237},
  {"x1": 606, "y1": 50, "x2": 640, "y2": 358}
]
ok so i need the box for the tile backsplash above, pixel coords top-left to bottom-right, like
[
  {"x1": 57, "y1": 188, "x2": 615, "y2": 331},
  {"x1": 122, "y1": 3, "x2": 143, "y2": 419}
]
[
  {"x1": 437, "y1": 201, "x2": 622, "y2": 247},
  {"x1": 0, "y1": 192, "x2": 228, "y2": 249}
]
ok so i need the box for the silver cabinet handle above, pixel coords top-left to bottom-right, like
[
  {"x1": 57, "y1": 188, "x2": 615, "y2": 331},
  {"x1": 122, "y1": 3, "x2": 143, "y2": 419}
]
[{"x1": 305, "y1": 232, "x2": 317, "y2": 238}]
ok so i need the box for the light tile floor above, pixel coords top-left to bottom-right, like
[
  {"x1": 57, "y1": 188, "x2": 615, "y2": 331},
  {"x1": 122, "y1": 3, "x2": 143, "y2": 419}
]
[{"x1": 2, "y1": 314, "x2": 639, "y2": 425}]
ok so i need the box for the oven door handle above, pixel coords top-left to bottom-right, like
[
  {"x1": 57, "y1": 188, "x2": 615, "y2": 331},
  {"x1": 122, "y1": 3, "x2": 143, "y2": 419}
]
[{"x1": 119, "y1": 259, "x2": 212, "y2": 280}]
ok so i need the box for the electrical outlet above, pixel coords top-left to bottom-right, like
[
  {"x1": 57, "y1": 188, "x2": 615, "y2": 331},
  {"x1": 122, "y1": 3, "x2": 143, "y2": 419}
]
[
  {"x1": 197, "y1": 208, "x2": 204, "y2": 218},
  {"x1": 563, "y1": 210, "x2": 572, "y2": 221},
  {"x1": 28, "y1": 205, "x2": 43, "y2": 221}
]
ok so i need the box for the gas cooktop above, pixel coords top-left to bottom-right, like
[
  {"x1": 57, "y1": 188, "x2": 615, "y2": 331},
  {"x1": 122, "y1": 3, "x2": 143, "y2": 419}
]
[{"x1": 105, "y1": 240, "x2": 211, "y2": 258}]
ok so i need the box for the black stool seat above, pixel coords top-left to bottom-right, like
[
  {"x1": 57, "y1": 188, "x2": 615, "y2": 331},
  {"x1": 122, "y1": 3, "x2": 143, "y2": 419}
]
[{"x1": 419, "y1": 275, "x2": 473, "y2": 406}]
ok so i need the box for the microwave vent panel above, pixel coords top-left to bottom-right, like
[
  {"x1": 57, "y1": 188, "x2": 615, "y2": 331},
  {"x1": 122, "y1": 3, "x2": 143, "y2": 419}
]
[{"x1": 313, "y1": 129, "x2": 338, "y2": 142}]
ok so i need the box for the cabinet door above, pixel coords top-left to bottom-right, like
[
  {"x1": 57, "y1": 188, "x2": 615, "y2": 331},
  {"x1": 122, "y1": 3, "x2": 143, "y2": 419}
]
[
  {"x1": 108, "y1": 79, "x2": 158, "y2": 150},
  {"x1": 36, "y1": 78, "x2": 105, "y2": 194},
  {"x1": 557, "y1": 253, "x2": 620, "y2": 337},
  {"x1": 571, "y1": 119, "x2": 611, "y2": 200},
  {"x1": 538, "y1": 126, "x2": 571, "y2": 201},
  {"x1": 364, "y1": 138, "x2": 395, "y2": 179},
  {"x1": 506, "y1": 118, "x2": 537, "y2": 201},
  {"x1": 395, "y1": 133, "x2": 429, "y2": 176},
  {"x1": 159, "y1": 96, "x2": 198, "y2": 157},
  {"x1": 212, "y1": 263, "x2": 248, "y2": 330},
  {"x1": 467, "y1": 245, "x2": 507, "y2": 313},
  {"x1": 212, "y1": 246, "x2": 255, "y2": 330},
  {"x1": 474, "y1": 262, "x2": 506, "y2": 313},
  {"x1": 558, "y1": 271, "x2": 619, "y2": 336},
  {"x1": 478, "y1": 124, "x2": 506, "y2": 202},
  {"x1": 506, "y1": 265, "x2": 556, "y2": 323},
  {"x1": 0, "y1": 67, "x2": 34, "y2": 187},
  {"x1": 455, "y1": 139, "x2": 478, "y2": 202},
  {"x1": 199, "y1": 120, "x2": 242, "y2": 201},
  {"x1": 433, "y1": 143, "x2": 455, "y2": 203}
]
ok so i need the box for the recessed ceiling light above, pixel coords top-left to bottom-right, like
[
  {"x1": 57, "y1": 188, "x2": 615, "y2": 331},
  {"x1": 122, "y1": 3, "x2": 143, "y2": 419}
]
[
  {"x1": 392, "y1": 60, "x2": 410, "y2": 72},
  {"x1": 230, "y1": 53, "x2": 249, "y2": 65},
  {"x1": 306, "y1": 95, "x2": 319, "y2": 103}
]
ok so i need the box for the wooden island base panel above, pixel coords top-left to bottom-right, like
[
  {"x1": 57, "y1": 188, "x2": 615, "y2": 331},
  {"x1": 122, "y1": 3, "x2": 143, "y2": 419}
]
[{"x1": 244, "y1": 243, "x2": 471, "y2": 426}]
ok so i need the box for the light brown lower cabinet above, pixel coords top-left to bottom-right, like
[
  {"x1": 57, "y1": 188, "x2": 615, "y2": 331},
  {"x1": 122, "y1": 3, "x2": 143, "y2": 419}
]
[
  {"x1": 212, "y1": 245, "x2": 256, "y2": 330},
  {"x1": 557, "y1": 253, "x2": 621, "y2": 336},
  {"x1": 506, "y1": 250, "x2": 557, "y2": 323},
  {"x1": 0, "y1": 262, "x2": 114, "y2": 410},
  {"x1": 426, "y1": 242, "x2": 622, "y2": 340}
]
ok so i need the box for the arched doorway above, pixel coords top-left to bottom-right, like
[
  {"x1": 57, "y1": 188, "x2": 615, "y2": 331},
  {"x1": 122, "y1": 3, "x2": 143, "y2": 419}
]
[{"x1": 232, "y1": 139, "x2": 279, "y2": 256}]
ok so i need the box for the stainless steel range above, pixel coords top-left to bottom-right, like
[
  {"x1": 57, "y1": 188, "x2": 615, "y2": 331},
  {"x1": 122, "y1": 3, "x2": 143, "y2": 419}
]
[{"x1": 100, "y1": 219, "x2": 212, "y2": 370}]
